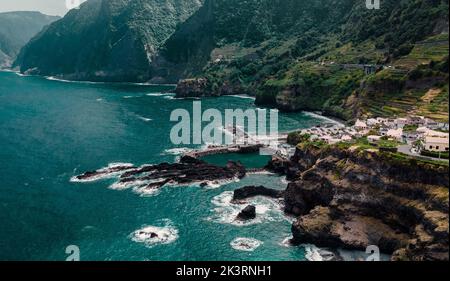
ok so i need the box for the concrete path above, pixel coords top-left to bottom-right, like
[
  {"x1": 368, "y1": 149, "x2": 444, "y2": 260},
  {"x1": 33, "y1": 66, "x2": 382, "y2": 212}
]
[{"x1": 398, "y1": 145, "x2": 448, "y2": 162}]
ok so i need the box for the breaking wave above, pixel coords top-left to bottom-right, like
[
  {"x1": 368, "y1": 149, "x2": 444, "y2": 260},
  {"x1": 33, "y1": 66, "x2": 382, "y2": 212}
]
[
  {"x1": 162, "y1": 147, "x2": 192, "y2": 156},
  {"x1": 136, "y1": 115, "x2": 153, "y2": 122},
  {"x1": 303, "y1": 244, "x2": 338, "y2": 261},
  {"x1": 303, "y1": 112, "x2": 343, "y2": 125},
  {"x1": 227, "y1": 95, "x2": 256, "y2": 100},
  {"x1": 146, "y1": 93, "x2": 169, "y2": 97},
  {"x1": 207, "y1": 191, "x2": 287, "y2": 226},
  {"x1": 230, "y1": 237, "x2": 262, "y2": 251},
  {"x1": 130, "y1": 219, "x2": 178, "y2": 248},
  {"x1": 70, "y1": 163, "x2": 135, "y2": 183}
]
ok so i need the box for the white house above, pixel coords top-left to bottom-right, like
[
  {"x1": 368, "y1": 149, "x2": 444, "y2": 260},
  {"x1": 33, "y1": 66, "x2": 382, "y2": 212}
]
[
  {"x1": 341, "y1": 135, "x2": 353, "y2": 141},
  {"x1": 424, "y1": 129, "x2": 448, "y2": 138},
  {"x1": 424, "y1": 136, "x2": 449, "y2": 152},
  {"x1": 387, "y1": 128, "x2": 403, "y2": 141},
  {"x1": 416, "y1": 126, "x2": 429, "y2": 133},
  {"x1": 367, "y1": 118, "x2": 379, "y2": 126},
  {"x1": 395, "y1": 118, "x2": 409, "y2": 128},
  {"x1": 354, "y1": 119, "x2": 367, "y2": 130}
]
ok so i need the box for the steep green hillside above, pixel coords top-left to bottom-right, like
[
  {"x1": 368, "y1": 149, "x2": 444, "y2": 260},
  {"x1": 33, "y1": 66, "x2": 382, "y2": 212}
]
[
  {"x1": 0, "y1": 11, "x2": 59, "y2": 67},
  {"x1": 13, "y1": 0, "x2": 449, "y2": 121},
  {"x1": 14, "y1": 0, "x2": 203, "y2": 82},
  {"x1": 162, "y1": 0, "x2": 354, "y2": 81},
  {"x1": 169, "y1": 0, "x2": 449, "y2": 121}
]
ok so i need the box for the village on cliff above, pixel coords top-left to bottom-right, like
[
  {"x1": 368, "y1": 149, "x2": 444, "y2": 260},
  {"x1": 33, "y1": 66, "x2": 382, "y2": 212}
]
[{"x1": 298, "y1": 115, "x2": 449, "y2": 161}]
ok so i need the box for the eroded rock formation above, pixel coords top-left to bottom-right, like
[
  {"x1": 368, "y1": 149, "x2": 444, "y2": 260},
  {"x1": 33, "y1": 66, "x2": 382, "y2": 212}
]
[
  {"x1": 270, "y1": 145, "x2": 449, "y2": 261},
  {"x1": 73, "y1": 157, "x2": 246, "y2": 192},
  {"x1": 232, "y1": 185, "x2": 284, "y2": 203},
  {"x1": 236, "y1": 205, "x2": 256, "y2": 221}
]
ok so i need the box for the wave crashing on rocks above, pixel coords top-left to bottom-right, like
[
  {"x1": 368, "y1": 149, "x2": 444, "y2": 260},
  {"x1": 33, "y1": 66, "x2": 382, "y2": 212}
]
[
  {"x1": 230, "y1": 237, "x2": 263, "y2": 252},
  {"x1": 130, "y1": 220, "x2": 178, "y2": 248},
  {"x1": 207, "y1": 191, "x2": 288, "y2": 226},
  {"x1": 70, "y1": 158, "x2": 247, "y2": 197}
]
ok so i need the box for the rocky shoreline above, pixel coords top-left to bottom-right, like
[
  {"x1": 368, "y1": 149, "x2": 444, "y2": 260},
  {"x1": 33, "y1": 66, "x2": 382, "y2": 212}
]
[
  {"x1": 267, "y1": 144, "x2": 449, "y2": 261},
  {"x1": 72, "y1": 142, "x2": 449, "y2": 261},
  {"x1": 72, "y1": 156, "x2": 246, "y2": 191}
]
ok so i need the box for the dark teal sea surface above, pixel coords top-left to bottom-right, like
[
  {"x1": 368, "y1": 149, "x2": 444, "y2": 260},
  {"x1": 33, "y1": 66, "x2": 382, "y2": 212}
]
[{"x1": 0, "y1": 71, "x2": 325, "y2": 261}]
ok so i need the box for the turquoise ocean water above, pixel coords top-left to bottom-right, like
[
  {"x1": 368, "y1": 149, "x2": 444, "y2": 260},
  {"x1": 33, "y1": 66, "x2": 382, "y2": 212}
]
[{"x1": 0, "y1": 71, "x2": 325, "y2": 261}]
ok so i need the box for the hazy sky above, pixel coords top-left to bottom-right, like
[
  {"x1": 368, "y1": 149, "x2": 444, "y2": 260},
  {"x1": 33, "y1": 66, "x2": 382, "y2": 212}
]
[{"x1": 0, "y1": 0, "x2": 87, "y2": 16}]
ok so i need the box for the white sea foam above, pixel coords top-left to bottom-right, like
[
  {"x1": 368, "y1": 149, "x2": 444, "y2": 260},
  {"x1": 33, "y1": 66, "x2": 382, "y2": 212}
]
[
  {"x1": 201, "y1": 178, "x2": 240, "y2": 190},
  {"x1": 162, "y1": 147, "x2": 192, "y2": 156},
  {"x1": 0, "y1": 69, "x2": 17, "y2": 73},
  {"x1": 303, "y1": 244, "x2": 338, "y2": 261},
  {"x1": 230, "y1": 237, "x2": 262, "y2": 252},
  {"x1": 14, "y1": 72, "x2": 29, "y2": 77},
  {"x1": 132, "y1": 185, "x2": 162, "y2": 197},
  {"x1": 107, "y1": 167, "x2": 164, "y2": 193},
  {"x1": 303, "y1": 111, "x2": 344, "y2": 125},
  {"x1": 109, "y1": 179, "x2": 148, "y2": 191},
  {"x1": 227, "y1": 95, "x2": 256, "y2": 100},
  {"x1": 123, "y1": 95, "x2": 135, "y2": 99},
  {"x1": 279, "y1": 236, "x2": 294, "y2": 247},
  {"x1": 207, "y1": 191, "x2": 287, "y2": 226},
  {"x1": 45, "y1": 76, "x2": 106, "y2": 84},
  {"x1": 137, "y1": 115, "x2": 153, "y2": 122},
  {"x1": 130, "y1": 220, "x2": 178, "y2": 248},
  {"x1": 146, "y1": 93, "x2": 168, "y2": 97},
  {"x1": 70, "y1": 162, "x2": 134, "y2": 183},
  {"x1": 304, "y1": 244, "x2": 325, "y2": 261},
  {"x1": 281, "y1": 177, "x2": 290, "y2": 185},
  {"x1": 247, "y1": 170, "x2": 273, "y2": 175}
]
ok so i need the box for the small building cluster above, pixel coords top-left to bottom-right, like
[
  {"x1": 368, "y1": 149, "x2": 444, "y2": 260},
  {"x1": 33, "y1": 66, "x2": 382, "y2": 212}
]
[{"x1": 299, "y1": 116, "x2": 449, "y2": 156}]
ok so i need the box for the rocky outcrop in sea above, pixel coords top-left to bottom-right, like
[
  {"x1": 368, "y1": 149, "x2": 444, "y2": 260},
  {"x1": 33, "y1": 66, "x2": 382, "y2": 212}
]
[{"x1": 72, "y1": 156, "x2": 246, "y2": 192}]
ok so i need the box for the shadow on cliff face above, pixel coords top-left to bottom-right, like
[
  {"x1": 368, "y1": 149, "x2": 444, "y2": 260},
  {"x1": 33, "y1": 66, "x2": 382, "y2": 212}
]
[{"x1": 267, "y1": 146, "x2": 449, "y2": 261}]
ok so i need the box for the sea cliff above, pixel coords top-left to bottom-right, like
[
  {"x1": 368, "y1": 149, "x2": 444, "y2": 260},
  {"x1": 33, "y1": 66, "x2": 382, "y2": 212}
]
[{"x1": 268, "y1": 144, "x2": 449, "y2": 261}]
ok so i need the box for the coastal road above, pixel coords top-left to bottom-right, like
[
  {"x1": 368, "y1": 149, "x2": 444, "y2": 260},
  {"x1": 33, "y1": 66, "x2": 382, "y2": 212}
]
[{"x1": 398, "y1": 145, "x2": 449, "y2": 162}]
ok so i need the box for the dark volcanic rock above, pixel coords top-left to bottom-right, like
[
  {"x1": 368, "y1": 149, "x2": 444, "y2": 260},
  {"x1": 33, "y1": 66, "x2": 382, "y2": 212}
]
[
  {"x1": 232, "y1": 185, "x2": 284, "y2": 202},
  {"x1": 175, "y1": 78, "x2": 209, "y2": 98},
  {"x1": 280, "y1": 145, "x2": 449, "y2": 261},
  {"x1": 284, "y1": 175, "x2": 334, "y2": 216},
  {"x1": 236, "y1": 205, "x2": 256, "y2": 221},
  {"x1": 265, "y1": 155, "x2": 297, "y2": 178},
  {"x1": 291, "y1": 206, "x2": 410, "y2": 254},
  {"x1": 74, "y1": 165, "x2": 136, "y2": 181},
  {"x1": 73, "y1": 158, "x2": 247, "y2": 190}
]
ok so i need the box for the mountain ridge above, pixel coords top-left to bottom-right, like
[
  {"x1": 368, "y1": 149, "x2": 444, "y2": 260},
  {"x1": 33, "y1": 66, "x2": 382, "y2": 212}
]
[
  {"x1": 0, "y1": 11, "x2": 59, "y2": 68},
  {"x1": 13, "y1": 0, "x2": 449, "y2": 121},
  {"x1": 14, "y1": 0, "x2": 203, "y2": 82}
]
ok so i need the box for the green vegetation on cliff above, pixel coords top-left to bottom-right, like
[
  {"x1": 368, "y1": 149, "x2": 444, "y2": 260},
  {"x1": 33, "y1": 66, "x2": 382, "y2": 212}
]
[
  {"x1": 169, "y1": 0, "x2": 449, "y2": 121},
  {"x1": 14, "y1": 0, "x2": 203, "y2": 82},
  {"x1": 12, "y1": 0, "x2": 450, "y2": 121},
  {"x1": 0, "y1": 11, "x2": 59, "y2": 67}
]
